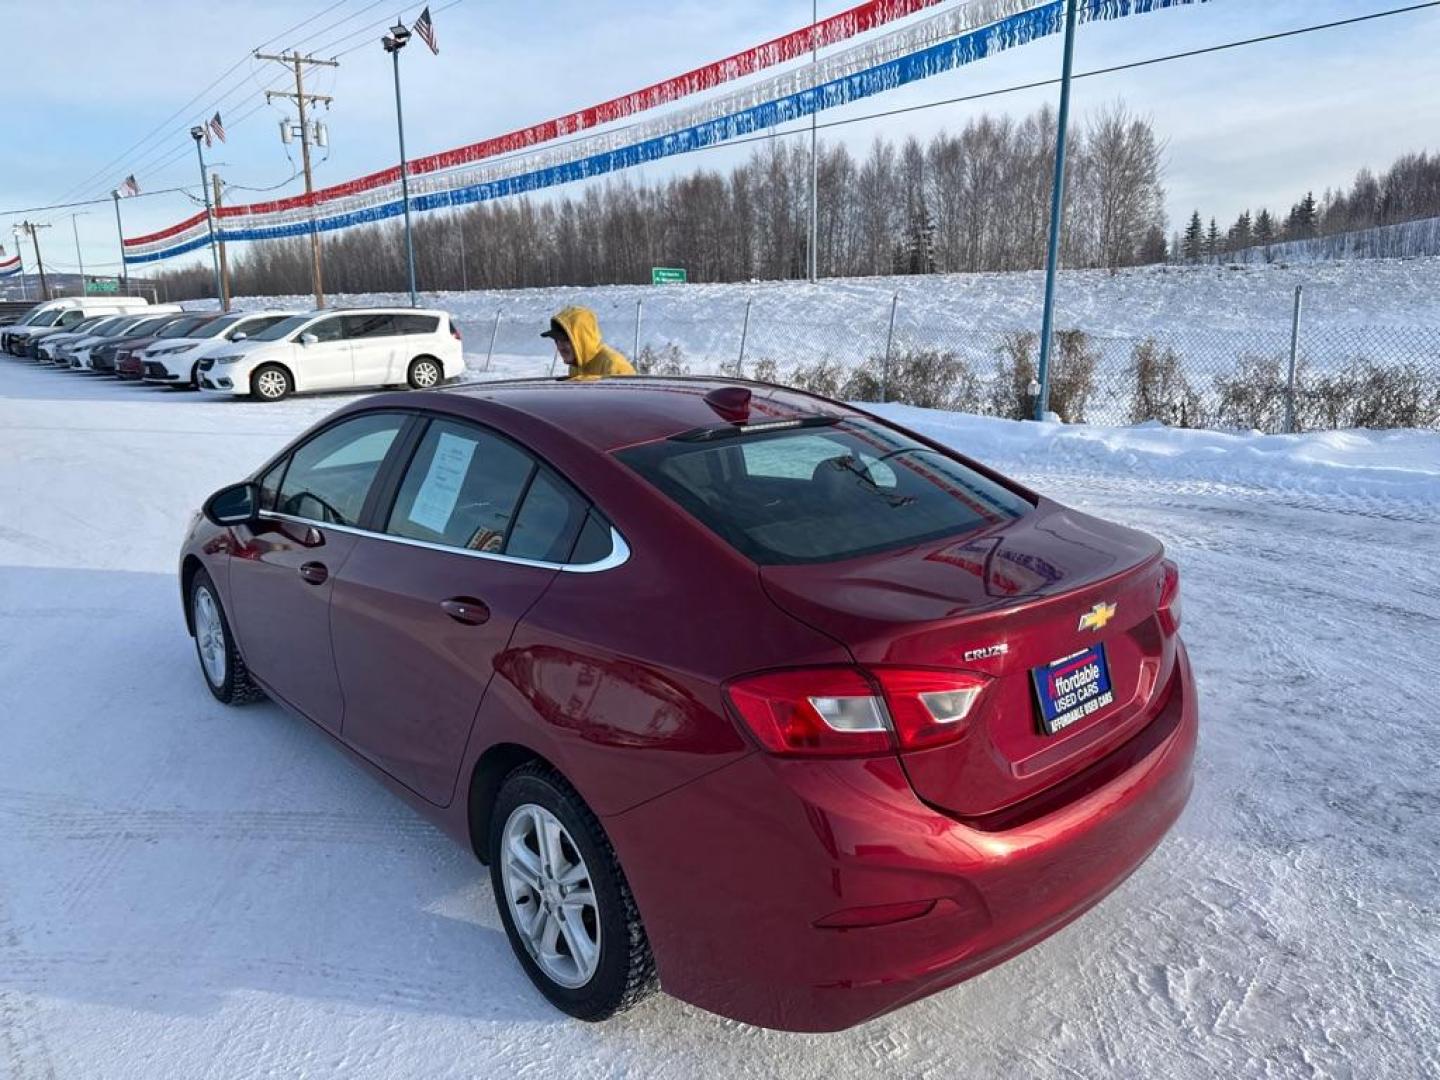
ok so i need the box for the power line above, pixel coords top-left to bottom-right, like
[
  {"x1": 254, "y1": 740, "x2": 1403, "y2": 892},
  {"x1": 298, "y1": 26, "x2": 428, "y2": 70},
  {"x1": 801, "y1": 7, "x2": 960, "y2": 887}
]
[{"x1": 52, "y1": 0, "x2": 371, "y2": 204}]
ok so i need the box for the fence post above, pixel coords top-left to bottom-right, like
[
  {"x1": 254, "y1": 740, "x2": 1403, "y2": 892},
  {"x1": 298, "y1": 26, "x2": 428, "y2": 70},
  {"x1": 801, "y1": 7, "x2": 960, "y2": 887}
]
[
  {"x1": 1285, "y1": 284, "x2": 1304, "y2": 434},
  {"x1": 881, "y1": 293, "x2": 899, "y2": 403},
  {"x1": 737, "y1": 298, "x2": 752, "y2": 378},
  {"x1": 483, "y1": 306, "x2": 501, "y2": 373},
  {"x1": 634, "y1": 298, "x2": 643, "y2": 361}
]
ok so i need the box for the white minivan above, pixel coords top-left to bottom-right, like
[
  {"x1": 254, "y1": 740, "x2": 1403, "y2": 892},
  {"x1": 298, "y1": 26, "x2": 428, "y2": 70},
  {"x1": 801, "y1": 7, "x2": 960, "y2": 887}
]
[
  {"x1": 140, "y1": 309, "x2": 300, "y2": 387},
  {"x1": 196, "y1": 307, "x2": 465, "y2": 401}
]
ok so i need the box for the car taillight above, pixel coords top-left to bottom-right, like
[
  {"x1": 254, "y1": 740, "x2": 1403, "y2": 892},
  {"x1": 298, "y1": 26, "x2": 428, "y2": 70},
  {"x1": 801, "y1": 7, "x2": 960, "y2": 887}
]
[
  {"x1": 1158, "y1": 558, "x2": 1181, "y2": 634},
  {"x1": 725, "y1": 666, "x2": 988, "y2": 757}
]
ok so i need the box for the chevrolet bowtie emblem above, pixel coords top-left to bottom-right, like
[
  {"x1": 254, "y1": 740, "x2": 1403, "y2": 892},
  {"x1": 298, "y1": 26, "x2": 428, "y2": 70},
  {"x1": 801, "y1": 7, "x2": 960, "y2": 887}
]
[{"x1": 1078, "y1": 602, "x2": 1117, "y2": 632}]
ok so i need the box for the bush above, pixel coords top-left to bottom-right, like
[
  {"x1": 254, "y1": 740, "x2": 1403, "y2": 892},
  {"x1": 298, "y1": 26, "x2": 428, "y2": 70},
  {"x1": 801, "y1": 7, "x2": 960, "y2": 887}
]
[
  {"x1": 1214, "y1": 354, "x2": 1292, "y2": 432},
  {"x1": 748, "y1": 358, "x2": 780, "y2": 384},
  {"x1": 785, "y1": 359, "x2": 849, "y2": 399},
  {"x1": 1301, "y1": 360, "x2": 1440, "y2": 431},
  {"x1": 634, "y1": 343, "x2": 689, "y2": 376},
  {"x1": 848, "y1": 348, "x2": 982, "y2": 411},
  {"x1": 991, "y1": 331, "x2": 1038, "y2": 420},
  {"x1": 1128, "y1": 338, "x2": 1207, "y2": 427},
  {"x1": 990, "y1": 330, "x2": 1096, "y2": 423}
]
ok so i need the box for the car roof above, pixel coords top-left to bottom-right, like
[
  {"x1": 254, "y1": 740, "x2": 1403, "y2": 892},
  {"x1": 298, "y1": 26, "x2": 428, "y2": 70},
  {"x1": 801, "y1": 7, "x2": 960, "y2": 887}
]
[
  {"x1": 310, "y1": 306, "x2": 447, "y2": 316},
  {"x1": 442, "y1": 377, "x2": 854, "y2": 452}
]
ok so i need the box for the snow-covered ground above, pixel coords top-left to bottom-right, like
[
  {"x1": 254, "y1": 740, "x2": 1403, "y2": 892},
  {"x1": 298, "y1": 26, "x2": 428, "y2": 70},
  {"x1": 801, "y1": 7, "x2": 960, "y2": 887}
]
[{"x1": 2, "y1": 362, "x2": 1438, "y2": 1079}]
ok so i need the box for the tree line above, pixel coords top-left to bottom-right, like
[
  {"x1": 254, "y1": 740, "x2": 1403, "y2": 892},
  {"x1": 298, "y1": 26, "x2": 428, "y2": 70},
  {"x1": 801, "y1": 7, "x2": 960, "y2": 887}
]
[
  {"x1": 1177, "y1": 150, "x2": 1440, "y2": 261},
  {"x1": 153, "y1": 103, "x2": 1167, "y2": 298}
]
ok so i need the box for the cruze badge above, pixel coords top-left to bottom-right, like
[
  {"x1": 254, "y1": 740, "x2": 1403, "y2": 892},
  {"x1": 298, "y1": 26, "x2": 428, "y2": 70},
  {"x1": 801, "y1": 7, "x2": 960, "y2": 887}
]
[
  {"x1": 964, "y1": 643, "x2": 1009, "y2": 662},
  {"x1": 1078, "y1": 602, "x2": 1117, "y2": 633}
]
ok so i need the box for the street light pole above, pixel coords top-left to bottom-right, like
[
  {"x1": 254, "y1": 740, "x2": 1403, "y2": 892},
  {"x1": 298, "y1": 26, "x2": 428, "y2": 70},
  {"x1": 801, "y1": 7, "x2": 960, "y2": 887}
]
[
  {"x1": 111, "y1": 191, "x2": 130, "y2": 293},
  {"x1": 190, "y1": 127, "x2": 225, "y2": 308},
  {"x1": 384, "y1": 22, "x2": 419, "y2": 307},
  {"x1": 1035, "y1": 0, "x2": 1079, "y2": 421}
]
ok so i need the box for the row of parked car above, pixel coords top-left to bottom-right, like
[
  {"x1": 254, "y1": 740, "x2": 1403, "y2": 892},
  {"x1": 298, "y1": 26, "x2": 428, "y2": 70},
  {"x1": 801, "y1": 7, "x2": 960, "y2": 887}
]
[{"x1": 1, "y1": 296, "x2": 466, "y2": 401}]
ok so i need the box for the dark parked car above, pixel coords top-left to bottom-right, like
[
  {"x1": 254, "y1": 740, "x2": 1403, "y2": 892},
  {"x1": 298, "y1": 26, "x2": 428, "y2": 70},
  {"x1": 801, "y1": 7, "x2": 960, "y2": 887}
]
[
  {"x1": 114, "y1": 312, "x2": 219, "y2": 380},
  {"x1": 89, "y1": 314, "x2": 186, "y2": 374},
  {"x1": 179, "y1": 378, "x2": 1196, "y2": 1032}
]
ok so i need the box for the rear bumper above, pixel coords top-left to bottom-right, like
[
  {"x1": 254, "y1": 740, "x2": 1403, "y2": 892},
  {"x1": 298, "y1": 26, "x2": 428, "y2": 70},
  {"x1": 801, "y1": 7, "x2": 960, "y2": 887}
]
[{"x1": 607, "y1": 641, "x2": 1198, "y2": 1032}]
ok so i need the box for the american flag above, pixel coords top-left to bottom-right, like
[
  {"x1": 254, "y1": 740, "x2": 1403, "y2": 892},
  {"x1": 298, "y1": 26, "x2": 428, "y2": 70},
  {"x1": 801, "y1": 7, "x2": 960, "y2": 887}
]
[
  {"x1": 210, "y1": 111, "x2": 227, "y2": 143},
  {"x1": 413, "y1": 6, "x2": 438, "y2": 54},
  {"x1": 121, "y1": 174, "x2": 140, "y2": 197}
]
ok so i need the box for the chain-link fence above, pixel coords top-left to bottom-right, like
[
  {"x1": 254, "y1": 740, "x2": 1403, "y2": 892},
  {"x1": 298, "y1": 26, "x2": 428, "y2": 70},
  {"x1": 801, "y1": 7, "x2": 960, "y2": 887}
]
[{"x1": 463, "y1": 287, "x2": 1440, "y2": 432}]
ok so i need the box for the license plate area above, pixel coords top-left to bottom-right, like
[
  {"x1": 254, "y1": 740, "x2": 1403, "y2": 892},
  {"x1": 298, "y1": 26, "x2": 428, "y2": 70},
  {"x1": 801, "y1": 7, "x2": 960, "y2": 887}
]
[{"x1": 1032, "y1": 643, "x2": 1115, "y2": 736}]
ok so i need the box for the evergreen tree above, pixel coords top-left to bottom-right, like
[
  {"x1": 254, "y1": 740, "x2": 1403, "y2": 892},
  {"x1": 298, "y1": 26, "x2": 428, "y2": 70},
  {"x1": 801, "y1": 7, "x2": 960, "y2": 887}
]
[
  {"x1": 1296, "y1": 191, "x2": 1319, "y2": 237},
  {"x1": 1255, "y1": 209, "x2": 1277, "y2": 247},
  {"x1": 1138, "y1": 224, "x2": 1168, "y2": 264},
  {"x1": 1206, "y1": 218, "x2": 1222, "y2": 259},
  {"x1": 1183, "y1": 211, "x2": 1204, "y2": 261},
  {"x1": 1228, "y1": 210, "x2": 1253, "y2": 251}
]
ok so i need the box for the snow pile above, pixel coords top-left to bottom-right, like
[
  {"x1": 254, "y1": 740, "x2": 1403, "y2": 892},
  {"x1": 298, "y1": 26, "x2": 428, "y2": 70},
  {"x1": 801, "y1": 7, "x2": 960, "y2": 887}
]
[{"x1": 873, "y1": 405, "x2": 1440, "y2": 508}]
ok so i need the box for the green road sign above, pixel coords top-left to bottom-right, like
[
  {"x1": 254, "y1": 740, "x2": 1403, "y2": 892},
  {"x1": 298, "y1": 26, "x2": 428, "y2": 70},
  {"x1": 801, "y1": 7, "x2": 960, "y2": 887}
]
[
  {"x1": 88, "y1": 278, "x2": 119, "y2": 293},
  {"x1": 651, "y1": 267, "x2": 687, "y2": 285}
]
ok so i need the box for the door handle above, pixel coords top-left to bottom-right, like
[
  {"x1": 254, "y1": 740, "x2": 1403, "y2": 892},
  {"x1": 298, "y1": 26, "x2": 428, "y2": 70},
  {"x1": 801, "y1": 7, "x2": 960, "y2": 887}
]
[
  {"x1": 440, "y1": 597, "x2": 490, "y2": 626},
  {"x1": 298, "y1": 561, "x2": 329, "y2": 585}
]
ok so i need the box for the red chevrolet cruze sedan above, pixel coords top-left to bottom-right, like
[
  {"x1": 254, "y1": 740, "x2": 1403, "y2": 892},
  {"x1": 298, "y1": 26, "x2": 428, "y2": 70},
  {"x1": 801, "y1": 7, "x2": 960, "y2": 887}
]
[{"x1": 180, "y1": 377, "x2": 1196, "y2": 1031}]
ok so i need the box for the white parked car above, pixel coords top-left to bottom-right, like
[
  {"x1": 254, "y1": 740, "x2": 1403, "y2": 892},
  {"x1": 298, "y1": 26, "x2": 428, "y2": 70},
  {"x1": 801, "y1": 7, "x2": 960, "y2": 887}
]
[
  {"x1": 196, "y1": 307, "x2": 464, "y2": 401},
  {"x1": 62, "y1": 310, "x2": 181, "y2": 369},
  {"x1": 140, "y1": 309, "x2": 300, "y2": 388}
]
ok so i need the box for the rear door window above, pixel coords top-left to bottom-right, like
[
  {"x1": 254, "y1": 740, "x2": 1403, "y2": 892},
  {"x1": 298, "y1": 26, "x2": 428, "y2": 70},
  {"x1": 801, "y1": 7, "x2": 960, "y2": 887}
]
[
  {"x1": 342, "y1": 313, "x2": 397, "y2": 340},
  {"x1": 384, "y1": 419, "x2": 588, "y2": 561},
  {"x1": 274, "y1": 413, "x2": 406, "y2": 526},
  {"x1": 618, "y1": 420, "x2": 1032, "y2": 565},
  {"x1": 392, "y1": 314, "x2": 439, "y2": 335}
]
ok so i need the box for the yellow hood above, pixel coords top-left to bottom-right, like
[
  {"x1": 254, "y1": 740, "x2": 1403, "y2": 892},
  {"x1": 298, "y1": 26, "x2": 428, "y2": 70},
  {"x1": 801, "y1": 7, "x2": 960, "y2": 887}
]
[
  {"x1": 551, "y1": 305, "x2": 605, "y2": 368},
  {"x1": 550, "y1": 305, "x2": 635, "y2": 379}
]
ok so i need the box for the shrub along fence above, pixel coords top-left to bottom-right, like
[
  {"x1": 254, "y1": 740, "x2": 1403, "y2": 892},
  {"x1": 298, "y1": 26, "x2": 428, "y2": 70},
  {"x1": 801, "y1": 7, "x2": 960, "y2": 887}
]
[{"x1": 473, "y1": 289, "x2": 1440, "y2": 432}]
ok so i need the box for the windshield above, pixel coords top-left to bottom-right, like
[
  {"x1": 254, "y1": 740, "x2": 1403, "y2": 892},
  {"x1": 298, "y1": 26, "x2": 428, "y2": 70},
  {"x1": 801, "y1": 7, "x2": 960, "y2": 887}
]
[
  {"x1": 250, "y1": 313, "x2": 314, "y2": 342},
  {"x1": 100, "y1": 318, "x2": 145, "y2": 338},
  {"x1": 29, "y1": 309, "x2": 65, "y2": 327},
  {"x1": 618, "y1": 419, "x2": 1034, "y2": 565},
  {"x1": 192, "y1": 313, "x2": 247, "y2": 337},
  {"x1": 64, "y1": 317, "x2": 106, "y2": 334},
  {"x1": 157, "y1": 315, "x2": 213, "y2": 338},
  {"x1": 121, "y1": 317, "x2": 172, "y2": 337}
]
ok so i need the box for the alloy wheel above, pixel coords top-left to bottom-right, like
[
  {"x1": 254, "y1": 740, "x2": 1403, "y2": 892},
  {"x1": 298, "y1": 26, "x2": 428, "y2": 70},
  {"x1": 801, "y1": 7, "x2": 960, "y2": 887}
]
[
  {"x1": 500, "y1": 803, "x2": 602, "y2": 989},
  {"x1": 192, "y1": 585, "x2": 227, "y2": 687},
  {"x1": 411, "y1": 359, "x2": 441, "y2": 389},
  {"x1": 255, "y1": 369, "x2": 288, "y2": 400}
]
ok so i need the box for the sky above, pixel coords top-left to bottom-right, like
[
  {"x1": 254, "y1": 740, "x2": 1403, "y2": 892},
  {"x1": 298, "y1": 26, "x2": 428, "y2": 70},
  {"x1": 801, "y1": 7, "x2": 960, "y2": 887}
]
[{"x1": 2, "y1": 0, "x2": 1437, "y2": 278}]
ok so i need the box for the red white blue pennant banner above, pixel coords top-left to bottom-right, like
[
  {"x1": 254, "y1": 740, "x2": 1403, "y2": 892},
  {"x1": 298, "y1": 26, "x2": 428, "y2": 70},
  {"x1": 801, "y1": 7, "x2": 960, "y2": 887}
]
[{"x1": 127, "y1": 0, "x2": 1210, "y2": 263}]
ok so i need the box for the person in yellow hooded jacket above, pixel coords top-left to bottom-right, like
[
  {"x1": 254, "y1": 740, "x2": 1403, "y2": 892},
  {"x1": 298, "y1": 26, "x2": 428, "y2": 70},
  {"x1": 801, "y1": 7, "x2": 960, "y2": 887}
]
[{"x1": 541, "y1": 305, "x2": 636, "y2": 380}]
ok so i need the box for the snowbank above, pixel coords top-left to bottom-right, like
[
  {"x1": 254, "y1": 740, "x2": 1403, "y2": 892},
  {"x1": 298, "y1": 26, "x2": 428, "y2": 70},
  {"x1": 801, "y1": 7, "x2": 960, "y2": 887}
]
[{"x1": 870, "y1": 406, "x2": 1440, "y2": 507}]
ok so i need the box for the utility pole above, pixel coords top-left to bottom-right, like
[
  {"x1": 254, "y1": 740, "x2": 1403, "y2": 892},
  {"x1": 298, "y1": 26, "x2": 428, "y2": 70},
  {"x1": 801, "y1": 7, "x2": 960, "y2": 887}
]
[
  {"x1": 11, "y1": 228, "x2": 29, "y2": 301},
  {"x1": 213, "y1": 172, "x2": 232, "y2": 311},
  {"x1": 111, "y1": 191, "x2": 129, "y2": 293},
  {"x1": 20, "y1": 221, "x2": 51, "y2": 300},
  {"x1": 70, "y1": 213, "x2": 88, "y2": 295},
  {"x1": 190, "y1": 127, "x2": 225, "y2": 308},
  {"x1": 257, "y1": 49, "x2": 338, "y2": 309}
]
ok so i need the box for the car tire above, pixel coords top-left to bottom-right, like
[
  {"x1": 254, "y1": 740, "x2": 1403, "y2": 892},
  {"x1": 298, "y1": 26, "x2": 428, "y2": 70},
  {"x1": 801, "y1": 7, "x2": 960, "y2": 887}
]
[
  {"x1": 189, "y1": 362, "x2": 200, "y2": 389},
  {"x1": 489, "y1": 764, "x2": 657, "y2": 1021},
  {"x1": 189, "y1": 569, "x2": 263, "y2": 705},
  {"x1": 407, "y1": 356, "x2": 443, "y2": 390},
  {"x1": 251, "y1": 364, "x2": 293, "y2": 402}
]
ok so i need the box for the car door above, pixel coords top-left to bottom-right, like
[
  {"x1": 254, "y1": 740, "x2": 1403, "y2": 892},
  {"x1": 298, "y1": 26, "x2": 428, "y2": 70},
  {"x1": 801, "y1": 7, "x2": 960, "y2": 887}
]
[
  {"x1": 342, "y1": 313, "x2": 401, "y2": 387},
  {"x1": 329, "y1": 416, "x2": 591, "y2": 806},
  {"x1": 291, "y1": 313, "x2": 355, "y2": 391},
  {"x1": 228, "y1": 411, "x2": 409, "y2": 733}
]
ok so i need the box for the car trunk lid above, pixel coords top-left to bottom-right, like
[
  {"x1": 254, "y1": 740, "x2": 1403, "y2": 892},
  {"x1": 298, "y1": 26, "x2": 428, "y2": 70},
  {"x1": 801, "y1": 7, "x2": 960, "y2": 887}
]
[{"x1": 760, "y1": 500, "x2": 1179, "y2": 818}]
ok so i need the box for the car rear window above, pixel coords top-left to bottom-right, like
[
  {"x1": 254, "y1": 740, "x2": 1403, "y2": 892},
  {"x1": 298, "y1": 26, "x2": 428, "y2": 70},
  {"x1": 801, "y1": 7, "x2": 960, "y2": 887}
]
[{"x1": 617, "y1": 419, "x2": 1032, "y2": 565}]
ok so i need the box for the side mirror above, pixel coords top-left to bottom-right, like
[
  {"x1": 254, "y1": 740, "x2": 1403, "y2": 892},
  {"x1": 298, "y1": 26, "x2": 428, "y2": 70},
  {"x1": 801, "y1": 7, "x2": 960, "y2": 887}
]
[
  {"x1": 299, "y1": 332, "x2": 319, "y2": 346},
  {"x1": 203, "y1": 481, "x2": 260, "y2": 527},
  {"x1": 229, "y1": 330, "x2": 248, "y2": 342}
]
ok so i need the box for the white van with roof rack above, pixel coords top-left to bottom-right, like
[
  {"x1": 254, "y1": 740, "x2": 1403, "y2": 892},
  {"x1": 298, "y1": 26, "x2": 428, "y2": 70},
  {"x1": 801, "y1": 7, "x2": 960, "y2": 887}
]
[{"x1": 1, "y1": 296, "x2": 153, "y2": 356}]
